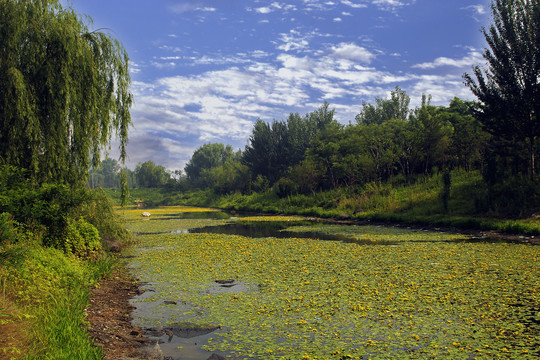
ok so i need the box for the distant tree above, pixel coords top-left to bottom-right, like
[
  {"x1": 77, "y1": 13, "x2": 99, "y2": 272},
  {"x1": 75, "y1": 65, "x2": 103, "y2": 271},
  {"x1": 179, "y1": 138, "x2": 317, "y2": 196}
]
[
  {"x1": 89, "y1": 158, "x2": 120, "y2": 188},
  {"x1": 410, "y1": 95, "x2": 453, "y2": 174},
  {"x1": 0, "y1": 0, "x2": 132, "y2": 189},
  {"x1": 243, "y1": 103, "x2": 336, "y2": 184},
  {"x1": 306, "y1": 102, "x2": 336, "y2": 130},
  {"x1": 204, "y1": 161, "x2": 250, "y2": 194},
  {"x1": 464, "y1": 0, "x2": 540, "y2": 178},
  {"x1": 242, "y1": 119, "x2": 286, "y2": 184},
  {"x1": 135, "y1": 161, "x2": 170, "y2": 188},
  {"x1": 444, "y1": 98, "x2": 488, "y2": 171},
  {"x1": 184, "y1": 143, "x2": 237, "y2": 186},
  {"x1": 356, "y1": 86, "x2": 410, "y2": 124}
]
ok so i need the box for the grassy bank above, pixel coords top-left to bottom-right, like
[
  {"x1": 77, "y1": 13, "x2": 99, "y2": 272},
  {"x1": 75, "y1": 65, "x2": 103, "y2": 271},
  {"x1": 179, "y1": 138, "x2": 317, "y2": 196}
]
[
  {"x1": 0, "y1": 243, "x2": 114, "y2": 359},
  {"x1": 0, "y1": 187, "x2": 133, "y2": 359},
  {"x1": 107, "y1": 170, "x2": 540, "y2": 235}
]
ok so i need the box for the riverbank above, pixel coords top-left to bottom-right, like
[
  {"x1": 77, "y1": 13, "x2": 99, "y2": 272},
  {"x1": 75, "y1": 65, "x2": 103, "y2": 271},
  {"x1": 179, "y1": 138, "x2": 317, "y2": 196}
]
[
  {"x1": 104, "y1": 170, "x2": 540, "y2": 237},
  {"x1": 86, "y1": 263, "x2": 152, "y2": 360}
]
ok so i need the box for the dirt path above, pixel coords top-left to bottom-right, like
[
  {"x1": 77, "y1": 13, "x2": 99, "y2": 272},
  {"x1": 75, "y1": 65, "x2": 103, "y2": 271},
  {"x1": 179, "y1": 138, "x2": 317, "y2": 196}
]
[{"x1": 86, "y1": 263, "x2": 156, "y2": 360}]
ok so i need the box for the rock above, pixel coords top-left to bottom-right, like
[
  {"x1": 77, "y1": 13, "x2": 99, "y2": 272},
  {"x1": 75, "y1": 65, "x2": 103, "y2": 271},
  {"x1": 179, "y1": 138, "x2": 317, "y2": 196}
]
[
  {"x1": 215, "y1": 279, "x2": 235, "y2": 284},
  {"x1": 143, "y1": 342, "x2": 163, "y2": 360},
  {"x1": 141, "y1": 212, "x2": 151, "y2": 217},
  {"x1": 207, "y1": 354, "x2": 226, "y2": 360}
]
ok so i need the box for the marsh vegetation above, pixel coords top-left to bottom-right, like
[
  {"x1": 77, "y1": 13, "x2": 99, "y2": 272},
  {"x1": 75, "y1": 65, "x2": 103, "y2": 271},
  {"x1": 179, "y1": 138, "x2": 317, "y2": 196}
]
[{"x1": 123, "y1": 206, "x2": 540, "y2": 360}]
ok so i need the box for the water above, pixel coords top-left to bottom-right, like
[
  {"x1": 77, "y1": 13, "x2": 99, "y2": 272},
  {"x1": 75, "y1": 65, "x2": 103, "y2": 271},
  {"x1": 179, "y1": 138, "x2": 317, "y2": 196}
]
[
  {"x1": 126, "y1": 208, "x2": 539, "y2": 359},
  {"x1": 188, "y1": 221, "x2": 393, "y2": 245}
]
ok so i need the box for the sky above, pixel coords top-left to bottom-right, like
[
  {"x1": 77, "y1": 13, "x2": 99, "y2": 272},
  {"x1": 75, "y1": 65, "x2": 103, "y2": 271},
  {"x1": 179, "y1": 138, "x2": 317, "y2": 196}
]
[{"x1": 63, "y1": 0, "x2": 491, "y2": 171}]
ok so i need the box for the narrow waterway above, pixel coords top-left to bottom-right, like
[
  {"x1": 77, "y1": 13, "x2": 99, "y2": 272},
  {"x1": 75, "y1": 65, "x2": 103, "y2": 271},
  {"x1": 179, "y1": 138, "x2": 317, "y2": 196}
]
[{"x1": 122, "y1": 206, "x2": 540, "y2": 360}]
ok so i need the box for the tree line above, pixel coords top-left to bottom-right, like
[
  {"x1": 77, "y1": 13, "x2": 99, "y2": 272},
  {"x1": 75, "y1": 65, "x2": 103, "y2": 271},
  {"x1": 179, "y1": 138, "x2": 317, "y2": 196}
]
[
  {"x1": 106, "y1": 0, "x2": 538, "y2": 215},
  {"x1": 170, "y1": 92, "x2": 487, "y2": 195},
  {"x1": 2, "y1": 0, "x2": 539, "y2": 218}
]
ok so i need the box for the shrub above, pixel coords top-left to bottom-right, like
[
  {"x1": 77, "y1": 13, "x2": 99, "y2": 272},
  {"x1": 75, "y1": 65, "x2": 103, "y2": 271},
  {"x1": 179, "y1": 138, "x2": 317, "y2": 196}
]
[
  {"x1": 63, "y1": 219, "x2": 103, "y2": 259},
  {"x1": 489, "y1": 175, "x2": 540, "y2": 216},
  {"x1": 75, "y1": 188, "x2": 134, "y2": 245},
  {"x1": 0, "y1": 212, "x2": 19, "y2": 244},
  {"x1": 273, "y1": 178, "x2": 297, "y2": 198}
]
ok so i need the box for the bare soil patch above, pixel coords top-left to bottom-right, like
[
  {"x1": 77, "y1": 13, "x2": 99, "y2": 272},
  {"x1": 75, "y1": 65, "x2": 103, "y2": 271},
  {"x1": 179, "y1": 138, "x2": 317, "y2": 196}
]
[
  {"x1": 86, "y1": 263, "x2": 156, "y2": 360},
  {"x1": 0, "y1": 296, "x2": 30, "y2": 360}
]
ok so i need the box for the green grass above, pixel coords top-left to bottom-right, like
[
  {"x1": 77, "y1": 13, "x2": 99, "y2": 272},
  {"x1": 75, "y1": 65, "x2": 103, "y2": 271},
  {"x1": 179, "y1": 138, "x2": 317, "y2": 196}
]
[
  {"x1": 0, "y1": 243, "x2": 114, "y2": 359},
  {"x1": 173, "y1": 170, "x2": 539, "y2": 235},
  {"x1": 105, "y1": 170, "x2": 540, "y2": 235}
]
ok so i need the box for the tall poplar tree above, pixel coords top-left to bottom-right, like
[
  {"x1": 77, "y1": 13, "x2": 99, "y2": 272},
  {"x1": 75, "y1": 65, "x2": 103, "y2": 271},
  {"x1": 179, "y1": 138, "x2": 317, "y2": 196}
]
[
  {"x1": 464, "y1": 0, "x2": 540, "y2": 178},
  {"x1": 0, "y1": 0, "x2": 132, "y2": 189}
]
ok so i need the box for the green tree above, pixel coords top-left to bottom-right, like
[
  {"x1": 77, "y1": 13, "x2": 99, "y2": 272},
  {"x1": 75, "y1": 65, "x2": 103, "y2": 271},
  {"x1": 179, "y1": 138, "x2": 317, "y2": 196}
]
[
  {"x1": 204, "y1": 161, "x2": 250, "y2": 194},
  {"x1": 464, "y1": 0, "x2": 540, "y2": 178},
  {"x1": 243, "y1": 103, "x2": 336, "y2": 184},
  {"x1": 0, "y1": 0, "x2": 132, "y2": 187},
  {"x1": 135, "y1": 161, "x2": 170, "y2": 188},
  {"x1": 89, "y1": 158, "x2": 120, "y2": 189},
  {"x1": 410, "y1": 95, "x2": 453, "y2": 174},
  {"x1": 184, "y1": 143, "x2": 237, "y2": 186},
  {"x1": 444, "y1": 98, "x2": 487, "y2": 171},
  {"x1": 355, "y1": 86, "x2": 410, "y2": 125}
]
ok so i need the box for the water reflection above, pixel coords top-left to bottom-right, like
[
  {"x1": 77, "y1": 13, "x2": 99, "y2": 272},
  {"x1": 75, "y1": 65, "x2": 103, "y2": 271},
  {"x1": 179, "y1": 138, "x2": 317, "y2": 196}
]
[
  {"x1": 189, "y1": 221, "x2": 397, "y2": 245},
  {"x1": 152, "y1": 211, "x2": 232, "y2": 220}
]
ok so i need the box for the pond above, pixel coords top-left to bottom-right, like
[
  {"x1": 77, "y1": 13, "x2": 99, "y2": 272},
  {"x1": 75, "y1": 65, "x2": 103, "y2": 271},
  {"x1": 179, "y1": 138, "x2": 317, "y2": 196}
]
[{"x1": 121, "y1": 206, "x2": 540, "y2": 360}]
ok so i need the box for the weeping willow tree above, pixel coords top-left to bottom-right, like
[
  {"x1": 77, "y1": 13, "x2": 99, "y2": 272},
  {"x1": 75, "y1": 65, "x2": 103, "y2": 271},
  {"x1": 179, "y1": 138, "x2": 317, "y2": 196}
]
[{"x1": 0, "y1": 0, "x2": 132, "y2": 197}]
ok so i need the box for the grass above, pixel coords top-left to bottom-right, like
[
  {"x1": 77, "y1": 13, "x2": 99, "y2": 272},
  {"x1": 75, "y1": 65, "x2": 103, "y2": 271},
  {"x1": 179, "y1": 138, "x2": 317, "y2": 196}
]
[
  {"x1": 0, "y1": 243, "x2": 114, "y2": 359},
  {"x1": 102, "y1": 171, "x2": 540, "y2": 237},
  {"x1": 123, "y1": 206, "x2": 540, "y2": 359}
]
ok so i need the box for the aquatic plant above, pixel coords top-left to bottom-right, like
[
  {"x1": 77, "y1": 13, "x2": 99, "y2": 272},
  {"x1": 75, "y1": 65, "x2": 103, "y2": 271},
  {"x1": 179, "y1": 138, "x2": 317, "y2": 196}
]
[{"x1": 125, "y1": 207, "x2": 540, "y2": 359}]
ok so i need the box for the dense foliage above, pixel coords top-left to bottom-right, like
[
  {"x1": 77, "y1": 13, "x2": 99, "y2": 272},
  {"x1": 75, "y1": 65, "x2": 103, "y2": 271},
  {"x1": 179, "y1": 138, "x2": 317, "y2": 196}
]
[
  {"x1": 464, "y1": 0, "x2": 540, "y2": 180},
  {"x1": 0, "y1": 2, "x2": 133, "y2": 357},
  {"x1": 168, "y1": 94, "x2": 500, "y2": 212},
  {"x1": 0, "y1": 0, "x2": 132, "y2": 188}
]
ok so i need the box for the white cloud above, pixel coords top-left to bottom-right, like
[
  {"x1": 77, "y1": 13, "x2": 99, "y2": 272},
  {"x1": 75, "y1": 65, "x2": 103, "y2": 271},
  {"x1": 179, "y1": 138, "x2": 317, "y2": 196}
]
[
  {"x1": 251, "y1": 2, "x2": 297, "y2": 14},
  {"x1": 409, "y1": 74, "x2": 473, "y2": 107},
  {"x1": 333, "y1": 17, "x2": 342, "y2": 22},
  {"x1": 276, "y1": 29, "x2": 311, "y2": 51},
  {"x1": 462, "y1": 5, "x2": 486, "y2": 16},
  {"x1": 341, "y1": 0, "x2": 367, "y2": 9},
  {"x1": 150, "y1": 61, "x2": 177, "y2": 69},
  {"x1": 373, "y1": 0, "x2": 405, "y2": 7},
  {"x1": 255, "y1": 6, "x2": 272, "y2": 14},
  {"x1": 169, "y1": 3, "x2": 216, "y2": 14},
  {"x1": 126, "y1": 19, "x2": 479, "y2": 169},
  {"x1": 412, "y1": 50, "x2": 483, "y2": 70},
  {"x1": 129, "y1": 61, "x2": 141, "y2": 74},
  {"x1": 461, "y1": 5, "x2": 487, "y2": 21},
  {"x1": 371, "y1": 0, "x2": 414, "y2": 12},
  {"x1": 331, "y1": 43, "x2": 376, "y2": 64}
]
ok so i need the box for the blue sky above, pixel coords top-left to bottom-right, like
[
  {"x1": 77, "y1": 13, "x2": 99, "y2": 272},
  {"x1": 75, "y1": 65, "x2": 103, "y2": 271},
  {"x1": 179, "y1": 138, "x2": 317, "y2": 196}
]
[{"x1": 64, "y1": 0, "x2": 491, "y2": 171}]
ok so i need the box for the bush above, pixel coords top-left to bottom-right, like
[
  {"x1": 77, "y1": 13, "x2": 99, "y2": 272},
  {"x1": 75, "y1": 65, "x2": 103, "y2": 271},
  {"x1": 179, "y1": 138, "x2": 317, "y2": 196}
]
[
  {"x1": 273, "y1": 178, "x2": 297, "y2": 198},
  {"x1": 75, "y1": 188, "x2": 133, "y2": 246},
  {"x1": 0, "y1": 212, "x2": 19, "y2": 244},
  {"x1": 63, "y1": 219, "x2": 102, "y2": 260},
  {"x1": 489, "y1": 175, "x2": 540, "y2": 216}
]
